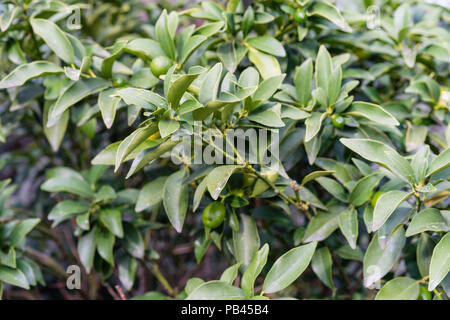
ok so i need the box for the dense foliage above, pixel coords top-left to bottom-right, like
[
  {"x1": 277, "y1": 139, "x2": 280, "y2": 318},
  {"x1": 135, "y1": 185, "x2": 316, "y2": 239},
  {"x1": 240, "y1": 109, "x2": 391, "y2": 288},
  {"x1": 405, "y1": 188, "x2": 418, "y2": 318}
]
[{"x1": 0, "y1": 0, "x2": 449, "y2": 300}]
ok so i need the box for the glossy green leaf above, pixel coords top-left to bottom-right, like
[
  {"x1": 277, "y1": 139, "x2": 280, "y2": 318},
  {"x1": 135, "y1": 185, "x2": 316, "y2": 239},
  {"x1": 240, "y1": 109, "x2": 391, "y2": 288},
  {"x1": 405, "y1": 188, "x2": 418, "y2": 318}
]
[
  {"x1": 311, "y1": 246, "x2": 335, "y2": 289},
  {"x1": 30, "y1": 18, "x2": 74, "y2": 64},
  {"x1": 346, "y1": 102, "x2": 399, "y2": 126},
  {"x1": 263, "y1": 242, "x2": 317, "y2": 293},
  {"x1": 340, "y1": 139, "x2": 415, "y2": 183},
  {"x1": 135, "y1": 176, "x2": 167, "y2": 212},
  {"x1": 406, "y1": 208, "x2": 449, "y2": 237},
  {"x1": 246, "y1": 36, "x2": 285, "y2": 57},
  {"x1": 428, "y1": 232, "x2": 450, "y2": 291},
  {"x1": 50, "y1": 78, "x2": 110, "y2": 120},
  {"x1": 375, "y1": 277, "x2": 419, "y2": 300},
  {"x1": 186, "y1": 281, "x2": 245, "y2": 300},
  {"x1": 233, "y1": 215, "x2": 260, "y2": 271},
  {"x1": 100, "y1": 209, "x2": 123, "y2": 238},
  {"x1": 248, "y1": 47, "x2": 281, "y2": 80},
  {"x1": 363, "y1": 227, "x2": 405, "y2": 287},
  {"x1": 0, "y1": 61, "x2": 63, "y2": 89},
  {"x1": 78, "y1": 227, "x2": 97, "y2": 273},
  {"x1": 349, "y1": 173, "x2": 382, "y2": 206},
  {"x1": 338, "y1": 208, "x2": 358, "y2": 249},
  {"x1": 163, "y1": 168, "x2": 189, "y2": 232},
  {"x1": 373, "y1": 190, "x2": 412, "y2": 231},
  {"x1": 0, "y1": 266, "x2": 29, "y2": 289},
  {"x1": 241, "y1": 244, "x2": 269, "y2": 298},
  {"x1": 207, "y1": 165, "x2": 240, "y2": 200}
]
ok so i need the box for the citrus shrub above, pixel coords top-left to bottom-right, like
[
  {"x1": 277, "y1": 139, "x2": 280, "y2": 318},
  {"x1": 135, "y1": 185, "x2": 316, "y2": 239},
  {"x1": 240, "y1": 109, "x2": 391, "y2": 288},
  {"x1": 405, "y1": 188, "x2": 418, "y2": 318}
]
[{"x1": 0, "y1": 0, "x2": 449, "y2": 300}]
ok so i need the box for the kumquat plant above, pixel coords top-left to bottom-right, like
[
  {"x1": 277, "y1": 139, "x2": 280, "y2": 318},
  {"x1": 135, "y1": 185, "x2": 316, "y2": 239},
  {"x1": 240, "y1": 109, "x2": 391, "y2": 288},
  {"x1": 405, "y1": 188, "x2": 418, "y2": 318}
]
[{"x1": 0, "y1": 0, "x2": 448, "y2": 302}]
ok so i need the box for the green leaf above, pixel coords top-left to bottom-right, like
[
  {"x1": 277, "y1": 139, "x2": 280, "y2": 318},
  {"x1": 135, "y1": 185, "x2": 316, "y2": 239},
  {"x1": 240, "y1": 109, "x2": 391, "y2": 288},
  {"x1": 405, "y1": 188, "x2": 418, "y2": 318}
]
[
  {"x1": 125, "y1": 38, "x2": 165, "y2": 60},
  {"x1": 363, "y1": 227, "x2": 405, "y2": 287},
  {"x1": 163, "y1": 168, "x2": 189, "y2": 233},
  {"x1": 301, "y1": 170, "x2": 334, "y2": 187},
  {"x1": 116, "y1": 88, "x2": 167, "y2": 110},
  {"x1": 135, "y1": 176, "x2": 168, "y2": 212},
  {"x1": 411, "y1": 145, "x2": 429, "y2": 183},
  {"x1": 311, "y1": 246, "x2": 335, "y2": 289},
  {"x1": 115, "y1": 122, "x2": 159, "y2": 171},
  {"x1": 338, "y1": 208, "x2": 358, "y2": 249},
  {"x1": 393, "y1": 3, "x2": 411, "y2": 42},
  {"x1": 199, "y1": 62, "x2": 223, "y2": 104},
  {"x1": 309, "y1": 2, "x2": 352, "y2": 32},
  {"x1": 98, "y1": 88, "x2": 120, "y2": 129},
  {"x1": 44, "y1": 102, "x2": 69, "y2": 152},
  {"x1": 0, "y1": 266, "x2": 29, "y2": 289},
  {"x1": 50, "y1": 78, "x2": 110, "y2": 120},
  {"x1": 193, "y1": 177, "x2": 208, "y2": 212},
  {"x1": 233, "y1": 215, "x2": 260, "y2": 271},
  {"x1": 294, "y1": 58, "x2": 313, "y2": 107},
  {"x1": 101, "y1": 42, "x2": 126, "y2": 79},
  {"x1": 185, "y1": 278, "x2": 205, "y2": 295},
  {"x1": 340, "y1": 139, "x2": 416, "y2": 183},
  {"x1": 241, "y1": 7, "x2": 254, "y2": 37},
  {"x1": 315, "y1": 45, "x2": 333, "y2": 95},
  {"x1": 248, "y1": 107, "x2": 285, "y2": 127},
  {"x1": 252, "y1": 74, "x2": 285, "y2": 106},
  {"x1": 315, "y1": 177, "x2": 347, "y2": 203},
  {"x1": 179, "y1": 34, "x2": 208, "y2": 64},
  {"x1": 303, "y1": 210, "x2": 340, "y2": 243},
  {"x1": 405, "y1": 124, "x2": 427, "y2": 152},
  {"x1": 220, "y1": 262, "x2": 242, "y2": 285},
  {"x1": 263, "y1": 242, "x2": 317, "y2": 293},
  {"x1": 248, "y1": 47, "x2": 281, "y2": 80},
  {"x1": 48, "y1": 200, "x2": 88, "y2": 226},
  {"x1": 78, "y1": 227, "x2": 98, "y2": 273},
  {"x1": 207, "y1": 165, "x2": 240, "y2": 200},
  {"x1": 158, "y1": 117, "x2": 179, "y2": 138},
  {"x1": 375, "y1": 277, "x2": 419, "y2": 300},
  {"x1": 426, "y1": 148, "x2": 450, "y2": 177},
  {"x1": 41, "y1": 174, "x2": 94, "y2": 198},
  {"x1": 126, "y1": 139, "x2": 179, "y2": 178},
  {"x1": 345, "y1": 102, "x2": 399, "y2": 126},
  {"x1": 167, "y1": 69, "x2": 203, "y2": 110},
  {"x1": 406, "y1": 208, "x2": 449, "y2": 237},
  {"x1": 96, "y1": 228, "x2": 115, "y2": 266},
  {"x1": 30, "y1": 18, "x2": 74, "y2": 64},
  {"x1": 246, "y1": 36, "x2": 285, "y2": 57},
  {"x1": 417, "y1": 233, "x2": 435, "y2": 277},
  {"x1": 373, "y1": 190, "x2": 412, "y2": 231},
  {"x1": 100, "y1": 209, "x2": 124, "y2": 238},
  {"x1": 120, "y1": 223, "x2": 144, "y2": 259},
  {"x1": 9, "y1": 218, "x2": 40, "y2": 247},
  {"x1": 428, "y1": 233, "x2": 450, "y2": 291},
  {"x1": 336, "y1": 245, "x2": 364, "y2": 262},
  {"x1": 155, "y1": 10, "x2": 176, "y2": 59},
  {"x1": 0, "y1": 61, "x2": 63, "y2": 89},
  {"x1": 349, "y1": 173, "x2": 382, "y2": 206},
  {"x1": 118, "y1": 255, "x2": 137, "y2": 291},
  {"x1": 186, "y1": 281, "x2": 245, "y2": 300},
  {"x1": 241, "y1": 244, "x2": 269, "y2": 298},
  {"x1": 0, "y1": 6, "x2": 22, "y2": 33},
  {"x1": 305, "y1": 112, "x2": 326, "y2": 142}
]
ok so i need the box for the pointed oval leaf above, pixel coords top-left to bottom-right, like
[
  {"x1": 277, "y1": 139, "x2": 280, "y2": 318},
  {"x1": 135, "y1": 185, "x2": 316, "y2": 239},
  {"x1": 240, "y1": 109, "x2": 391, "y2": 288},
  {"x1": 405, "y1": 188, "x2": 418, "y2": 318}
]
[{"x1": 263, "y1": 242, "x2": 317, "y2": 293}]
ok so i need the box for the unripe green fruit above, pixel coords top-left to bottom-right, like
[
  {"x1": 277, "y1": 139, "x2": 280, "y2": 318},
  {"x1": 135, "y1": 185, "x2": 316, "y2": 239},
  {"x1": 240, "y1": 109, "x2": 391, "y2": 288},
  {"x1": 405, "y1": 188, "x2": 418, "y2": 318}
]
[
  {"x1": 113, "y1": 77, "x2": 126, "y2": 87},
  {"x1": 294, "y1": 9, "x2": 307, "y2": 24},
  {"x1": 418, "y1": 286, "x2": 432, "y2": 300},
  {"x1": 150, "y1": 56, "x2": 173, "y2": 77},
  {"x1": 331, "y1": 114, "x2": 345, "y2": 128},
  {"x1": 371, "y1": 191, "x2": 384, "y2": 208},
  {"x1": 202, "y1": 202, "x2": 226, "y2": 229}
]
